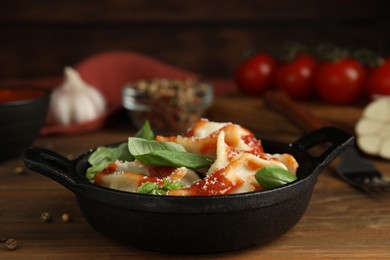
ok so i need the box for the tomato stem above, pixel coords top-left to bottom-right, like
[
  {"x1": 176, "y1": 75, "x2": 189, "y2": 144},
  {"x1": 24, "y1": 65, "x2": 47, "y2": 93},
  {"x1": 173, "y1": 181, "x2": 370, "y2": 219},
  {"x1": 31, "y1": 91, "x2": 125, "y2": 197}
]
[
  {"x1": 314, "y1": 43, "x2": 349, "y2": 62},
  {"x1": 351, "y1": 48, "x2": 384, "y2": 68},
  {"x1": 278, "y1": 42, "x2": 308, "y2": 62},
  {"x1": 241, "y1": 47, "x2": 258, "y2": 61}
]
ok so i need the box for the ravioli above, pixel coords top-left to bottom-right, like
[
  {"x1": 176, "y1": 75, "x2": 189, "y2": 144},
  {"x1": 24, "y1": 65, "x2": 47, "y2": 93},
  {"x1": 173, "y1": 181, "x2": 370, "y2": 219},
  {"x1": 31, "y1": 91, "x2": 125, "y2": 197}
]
[{"x1": 92, "y1": 119, "x2": 299, "y2": 196}]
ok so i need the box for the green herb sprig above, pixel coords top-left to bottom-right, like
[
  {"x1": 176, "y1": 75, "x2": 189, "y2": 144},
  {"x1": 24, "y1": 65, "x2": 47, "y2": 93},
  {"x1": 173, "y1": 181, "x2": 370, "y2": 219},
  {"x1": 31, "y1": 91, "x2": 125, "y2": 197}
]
[{"x1": 137, "y1": 178, "x2": 184, "y2": 195}]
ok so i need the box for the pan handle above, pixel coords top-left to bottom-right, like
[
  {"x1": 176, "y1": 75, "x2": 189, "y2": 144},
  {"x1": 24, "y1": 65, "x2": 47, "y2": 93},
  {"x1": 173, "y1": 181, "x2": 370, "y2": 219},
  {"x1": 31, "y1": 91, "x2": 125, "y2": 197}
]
[
  {"x1": 291, "y1": 127, "x2": 355, "y2": 167},
  {"x1": 23, "y1": 146, "x2": 85, "y2": 192}
]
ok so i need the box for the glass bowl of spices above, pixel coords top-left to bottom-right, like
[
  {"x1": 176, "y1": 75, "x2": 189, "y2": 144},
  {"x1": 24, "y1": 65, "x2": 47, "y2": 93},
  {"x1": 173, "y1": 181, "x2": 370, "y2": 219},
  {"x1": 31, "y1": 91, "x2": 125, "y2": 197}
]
[{"x1": 122, "y1": 79, "x2": 213, "y2": 133}]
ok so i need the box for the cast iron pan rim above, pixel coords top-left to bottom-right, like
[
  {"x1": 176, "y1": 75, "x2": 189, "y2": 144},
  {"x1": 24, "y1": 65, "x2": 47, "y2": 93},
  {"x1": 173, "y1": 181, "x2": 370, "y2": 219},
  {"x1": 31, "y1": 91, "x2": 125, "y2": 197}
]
[
  {"x1": 71, "y1": 140, "x2": 318, "y2": 213},
  {"x1": 79, "y1": 174, "x2": 308, "y2": 197},
  {"x1": 73, "y1": 178, "x2": 314, "y2": 214},
  {"x1": 71, "y1": 140, "x2": 320, "y2": 190},
  {"x1": 74, "y1": 139, "x2": 316, "y2": 201}
]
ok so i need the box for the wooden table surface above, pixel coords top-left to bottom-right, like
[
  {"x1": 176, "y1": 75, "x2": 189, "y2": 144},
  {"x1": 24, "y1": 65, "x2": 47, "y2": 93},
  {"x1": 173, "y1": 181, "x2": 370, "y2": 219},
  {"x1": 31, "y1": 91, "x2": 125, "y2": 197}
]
[{"x1": 1, "y1": 95, "x2": 390, "y2": 260}]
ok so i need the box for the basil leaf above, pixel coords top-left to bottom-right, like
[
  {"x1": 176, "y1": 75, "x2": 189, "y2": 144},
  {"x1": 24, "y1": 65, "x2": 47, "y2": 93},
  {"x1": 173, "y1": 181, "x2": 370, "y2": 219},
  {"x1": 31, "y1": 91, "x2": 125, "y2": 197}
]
[
  {"x1": 135, "y1": 150, "x2": 214, "y2": 169},
  {"x1": 86, "y1": 143, "x2": 132, "y2": 181},
  {"x1": 134, "y1": 120, "x2": 154, "y2": 140},
  {"x1": 128, "y1": 137, "x2": 185, "y2": 156},
  {"x1": 255, "y1": 165, "x2": 297, "y2": 189},
  {"x1": 86, "y1": 121, "x2": 154, "y2": 181}
]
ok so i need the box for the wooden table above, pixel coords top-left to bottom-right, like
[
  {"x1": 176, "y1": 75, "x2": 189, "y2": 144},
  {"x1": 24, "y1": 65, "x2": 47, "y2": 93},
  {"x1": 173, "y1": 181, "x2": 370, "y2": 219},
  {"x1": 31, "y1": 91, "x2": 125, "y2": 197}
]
[{"x1": 1, "y1": 95, "x2": 390, "y2": 259}]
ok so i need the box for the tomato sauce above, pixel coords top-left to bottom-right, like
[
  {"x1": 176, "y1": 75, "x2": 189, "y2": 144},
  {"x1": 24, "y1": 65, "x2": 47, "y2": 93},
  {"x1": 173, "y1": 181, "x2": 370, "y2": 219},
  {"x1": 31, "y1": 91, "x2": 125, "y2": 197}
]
[
  {"x1": 94, "y1": 162, "x2": 118, "y2": 184},
  {"x1": 183, "y1": 119, "x2": 209, "y2": 137},
  {"x1": 147, "y1": 166, "x2": 176, "y2": 178},
  {"x1": 138, "y1": 168, "x2": 243, "y2": 196},
  {"x1": 138, "y1": 176, "x2": 164, "y2": 187},
  {"x1": 183, "y1": 127, "x2": 195, "y2": 137},
  {"x1": 181, "y1": 169, "x2": 244, "y2": 196},
  {"x1": 226, "y1": 146, "x2": 240, "y2": 160},
  {"x1": 0, "y1": 89, "x2": 47, "y2": 102},
  {"x1": 200, "y1": 138, "x2": 217, "y2": 154},
  {"x1": 242, "y1": 134, "x2": 264, "y2": 154}
]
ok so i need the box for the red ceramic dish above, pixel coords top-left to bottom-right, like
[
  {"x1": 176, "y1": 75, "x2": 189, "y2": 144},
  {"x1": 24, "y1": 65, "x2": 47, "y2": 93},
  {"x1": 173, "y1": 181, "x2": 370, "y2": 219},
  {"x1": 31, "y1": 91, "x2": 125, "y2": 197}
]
[
  {"x1": 1, "y1": 51, "x2": 238, "y2": 136},
  {"x1": 0, "y1": 88, "x2": 48, "y2": 103}
]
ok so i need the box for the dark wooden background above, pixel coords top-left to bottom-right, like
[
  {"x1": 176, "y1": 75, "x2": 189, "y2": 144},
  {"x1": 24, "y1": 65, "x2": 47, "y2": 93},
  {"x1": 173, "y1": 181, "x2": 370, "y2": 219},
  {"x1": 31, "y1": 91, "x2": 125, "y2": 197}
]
[{"x1": 1, "y1": 0, "x2": 390, "y2": 79}]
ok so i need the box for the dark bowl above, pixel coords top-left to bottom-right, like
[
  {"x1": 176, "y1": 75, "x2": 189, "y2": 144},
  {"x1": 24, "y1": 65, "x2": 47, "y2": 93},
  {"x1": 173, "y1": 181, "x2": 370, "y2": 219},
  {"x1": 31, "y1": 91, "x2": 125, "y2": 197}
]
[
  {"x1": 23, "y1": 127, "x2": 354, "y2": 254},
  {"x1": 0, "y1": 86, "x2": 50, "y2": 162}
]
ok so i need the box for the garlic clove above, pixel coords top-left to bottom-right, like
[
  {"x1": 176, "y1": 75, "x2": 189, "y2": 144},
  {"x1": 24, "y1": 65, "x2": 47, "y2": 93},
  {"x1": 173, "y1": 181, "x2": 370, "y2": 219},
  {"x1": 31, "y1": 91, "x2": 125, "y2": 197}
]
[
  {"x1": 63, "y1": 66, "x2": 87, "y2": 90},
  {"x1": 72, "y1": 94, "x2": 100, "y2": 124},
  {"x1": 49, "y1": 67, "x2": 107, "y2": 126},
  {"x1": 355, "y1": 96, "x2": 390, "y2": 160},
  {"x1": 357, "y1": 135, "x2": 381, "y2": 156},
  {"x1": 50, "y1": 89, "x2": 73, "y2": 125},
  {"x1": 363, "y1": 97, "x2": 390, "y2": 121},
  {"x1": 355, "y1": 118, "x2": 382, "y2": 135},
  {"x1": 84, "y1": 86, "x2": 106, "y2": 115},
  {"x1": 379, "y1": 137, "x2": 390, "y2": 160}
]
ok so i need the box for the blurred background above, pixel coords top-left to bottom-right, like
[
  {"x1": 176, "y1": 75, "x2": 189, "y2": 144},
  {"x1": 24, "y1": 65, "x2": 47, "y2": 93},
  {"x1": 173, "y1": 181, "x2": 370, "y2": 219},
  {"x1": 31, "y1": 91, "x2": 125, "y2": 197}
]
[{"x1": 1, "y1": 0, "x2": 390, "y2": 80}]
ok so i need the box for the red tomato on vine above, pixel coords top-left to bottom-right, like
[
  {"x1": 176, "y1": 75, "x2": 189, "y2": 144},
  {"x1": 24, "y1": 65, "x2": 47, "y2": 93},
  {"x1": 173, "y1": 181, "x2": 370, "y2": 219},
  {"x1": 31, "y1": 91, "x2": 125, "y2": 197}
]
[
  {"x1": 234, "y1": 53, "x2": 276, "y2": 95},
  {"x1": 367, "y1": 58, "x2": 390, "y2": 97},
  {"x1": 274, "y1": 54, "x2": 317, "y2": 100},
  {"x1": 315, "y1": 58, "x2": 367, "y2": 105}
]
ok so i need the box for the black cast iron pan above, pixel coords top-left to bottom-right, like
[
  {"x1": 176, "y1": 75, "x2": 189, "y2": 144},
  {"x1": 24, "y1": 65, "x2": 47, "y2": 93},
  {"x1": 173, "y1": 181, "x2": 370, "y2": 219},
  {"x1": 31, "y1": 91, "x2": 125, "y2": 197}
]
[{"x1": 23, "y1": 127, "x2": 354, "y2": 254}]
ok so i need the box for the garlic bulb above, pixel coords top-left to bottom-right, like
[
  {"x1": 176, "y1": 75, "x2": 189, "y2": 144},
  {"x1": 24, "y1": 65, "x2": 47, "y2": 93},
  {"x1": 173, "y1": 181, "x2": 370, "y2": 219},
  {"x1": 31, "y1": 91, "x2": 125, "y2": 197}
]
[
  {"x1": 355, "y1": 96, "x2": 390, "y2": 160},
  {"x1": 50, "y1": 67, "x2": 106, "y2": 125}
]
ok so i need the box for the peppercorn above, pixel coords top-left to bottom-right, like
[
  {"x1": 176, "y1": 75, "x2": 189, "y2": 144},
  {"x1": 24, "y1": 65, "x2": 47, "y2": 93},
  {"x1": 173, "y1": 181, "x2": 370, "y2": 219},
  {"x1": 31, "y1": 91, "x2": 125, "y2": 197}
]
[
  {"x1": 41, "y1": 212, "x2": 51, "y2": 223},
  {"x1": 13, "y1": 166, "x2": 24, "y2": 175},
  {"x1": 0, "y1": 234, "x2": 7, "y2": 243},
  {"x1": 61, "y1": 213, "x2": 71, "y2": 222},
  {"x1": 4, "y1": 238, "x2": 17, "y2": 251}
]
